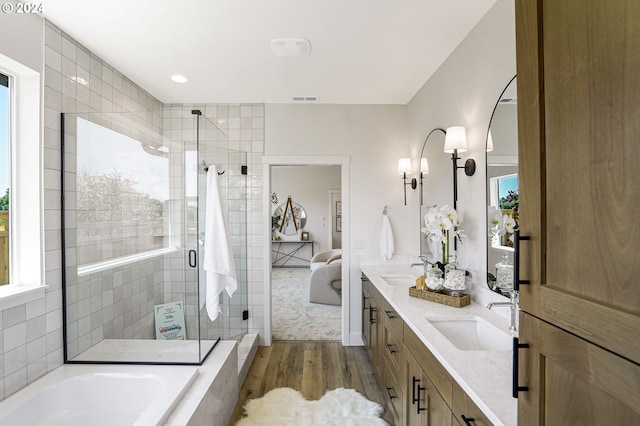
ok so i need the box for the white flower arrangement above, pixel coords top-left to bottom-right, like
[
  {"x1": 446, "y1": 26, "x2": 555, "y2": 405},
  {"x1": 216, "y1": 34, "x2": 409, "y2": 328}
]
[
  {"x1": 488, "y1": 205, "x2": 517, "y2": 247},
  {"x1": 422, "y1": 205, "x2": 463, "y2": 265}
]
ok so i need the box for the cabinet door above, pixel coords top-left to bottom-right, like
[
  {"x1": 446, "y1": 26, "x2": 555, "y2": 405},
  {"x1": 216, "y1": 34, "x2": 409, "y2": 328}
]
[
  {"x1": 405, "y1": 349, "x2": 452, "y2": 426},
  {"x1": 404, "y1": 349, "x2": 425, "y2": 426},
  {"x1": 518, "y1": 313, "x2": 640, "y2": 425},
  {"x1": 516, "y1": 0, "x2": 640, "y2": 364},
  {"x1": 451, "y1": 382, "x2": 491, "y2": 426}
]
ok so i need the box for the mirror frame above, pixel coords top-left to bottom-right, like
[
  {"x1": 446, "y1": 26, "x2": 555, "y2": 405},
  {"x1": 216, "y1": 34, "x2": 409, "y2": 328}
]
[
  {"x1": 485, "y1": 75, "x2": 517, "y2": 297},
  {"x1": 418, "y1": 127, "x2": 448, "y2": 260}
]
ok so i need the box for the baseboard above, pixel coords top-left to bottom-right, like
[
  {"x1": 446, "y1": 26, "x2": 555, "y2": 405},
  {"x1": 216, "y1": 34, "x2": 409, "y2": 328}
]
[{"x1": 348, "y1": 332, "x2": 364, "y2": 346}]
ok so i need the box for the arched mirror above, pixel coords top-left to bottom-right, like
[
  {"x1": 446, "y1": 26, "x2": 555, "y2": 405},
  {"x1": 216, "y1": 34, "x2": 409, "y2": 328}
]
[
  {"x1": 419, "y1": 128, "x2": 453, "y2": 261},
  {"x1": 486, "y1": 75, "x2": 518, "y2": 297}
]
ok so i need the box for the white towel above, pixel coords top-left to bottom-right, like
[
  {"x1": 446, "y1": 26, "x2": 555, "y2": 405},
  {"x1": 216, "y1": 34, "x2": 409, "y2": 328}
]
[
  {"x1": 202, "y1": 166, "x2": 237, "y2": 321},
  {"x1": 379, "y1": 214, "x2": 394, "y2": 260}
]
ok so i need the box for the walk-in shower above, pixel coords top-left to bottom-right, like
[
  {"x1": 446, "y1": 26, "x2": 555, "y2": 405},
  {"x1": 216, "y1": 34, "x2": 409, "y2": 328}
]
[{"x1": 61, "y1": 109, "x2": 248, "y2": 364}]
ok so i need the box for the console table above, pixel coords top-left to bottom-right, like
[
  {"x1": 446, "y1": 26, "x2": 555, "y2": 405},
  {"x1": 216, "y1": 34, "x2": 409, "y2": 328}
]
[{"x1": 271, "y1": 240, "x2": 314, "y2": 268}]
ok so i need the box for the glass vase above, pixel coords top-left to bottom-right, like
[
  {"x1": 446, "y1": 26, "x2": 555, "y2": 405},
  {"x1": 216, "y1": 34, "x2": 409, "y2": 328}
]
[{"x1": 444, "y1": 258, "x2": 466, "y2": 297}]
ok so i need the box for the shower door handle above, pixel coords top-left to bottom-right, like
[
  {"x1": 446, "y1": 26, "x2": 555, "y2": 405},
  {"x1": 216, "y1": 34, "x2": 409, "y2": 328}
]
[{"x1": 188, "y1": 250, "x2": 197, "y2": 268}]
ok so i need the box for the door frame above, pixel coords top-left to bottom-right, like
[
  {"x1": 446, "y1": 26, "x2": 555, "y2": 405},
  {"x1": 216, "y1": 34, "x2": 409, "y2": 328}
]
[{"x1": 262, "y1": 156, "x2": 350, "y2": 346}]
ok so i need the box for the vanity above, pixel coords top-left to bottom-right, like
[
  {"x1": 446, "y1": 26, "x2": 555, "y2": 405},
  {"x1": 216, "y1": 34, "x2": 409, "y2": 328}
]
[{"x1": 361, "y1": 264, "x2": 517, "y2": 426}]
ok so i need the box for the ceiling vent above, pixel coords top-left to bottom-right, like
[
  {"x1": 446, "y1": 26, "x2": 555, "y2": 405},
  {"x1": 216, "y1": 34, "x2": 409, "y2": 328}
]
[
  {"x1": 292, "y1": 96, "x2": 318, "y2": 102},
  {"x1": 271, "y1": 38, "x2": 312, "y2": 57}
]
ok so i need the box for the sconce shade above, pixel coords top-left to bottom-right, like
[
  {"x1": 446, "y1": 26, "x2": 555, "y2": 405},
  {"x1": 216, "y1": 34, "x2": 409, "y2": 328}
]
[
  {"x1": 444, "y1": 126, "x2": 468, "y2": 153},
  {"x1": 420, "y1": 158, "x2": 429, "y2": 174},
  {"x1": 487, "y1": 131, "x2": 494, "y2": 152},
  {"x1": 398, "y1": 158, "x2": 412, "y2": 175}
]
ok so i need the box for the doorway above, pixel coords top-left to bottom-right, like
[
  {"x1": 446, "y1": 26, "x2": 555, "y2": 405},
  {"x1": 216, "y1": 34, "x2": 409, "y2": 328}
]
[{"x1": 263, "y1": 156, "x2": 350, "y2": 346}]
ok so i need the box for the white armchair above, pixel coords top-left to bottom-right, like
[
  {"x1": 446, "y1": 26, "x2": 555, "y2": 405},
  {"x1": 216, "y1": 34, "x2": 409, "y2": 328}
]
[
  {"x1": 309, "y1": 260, "x2": 342, "y2": 305},
  {"x1": 310, "y1": 249, "x2": 341, "y2": 272}
]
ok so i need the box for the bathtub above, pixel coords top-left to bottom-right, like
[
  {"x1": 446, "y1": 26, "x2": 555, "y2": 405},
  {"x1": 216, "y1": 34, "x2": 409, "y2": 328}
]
[{"x1": 0, "y1": 364, "x2": 198, "y2": 425}]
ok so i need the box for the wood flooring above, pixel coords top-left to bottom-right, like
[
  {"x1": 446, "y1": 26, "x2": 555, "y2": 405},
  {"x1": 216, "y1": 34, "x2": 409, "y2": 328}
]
[{"x1": 229, "y1": 341, "x2": 393, "y2": 425}]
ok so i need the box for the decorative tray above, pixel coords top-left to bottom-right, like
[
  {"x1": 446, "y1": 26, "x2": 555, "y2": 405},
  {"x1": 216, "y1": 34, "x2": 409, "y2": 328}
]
[{"x1": 409, "y1": 286, "x2": 470, "y2": 308}]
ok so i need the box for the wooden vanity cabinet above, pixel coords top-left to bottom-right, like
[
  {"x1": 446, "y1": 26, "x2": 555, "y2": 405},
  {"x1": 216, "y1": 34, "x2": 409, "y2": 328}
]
[
  {"x1": 361, "y1": 275, "x2": 497, "y2": 426},
  {"x1": 404, "y1": 348, "x2": 452, "y2": 426},
  {"x1": 516, "y1": 0, "x2": 640, "y2": 370},
  {"x1": 451, "y1": 382, "x2": 491, "y2": 426},
  {"x1": 516, "y1": 0, "x2": 640, "y2": 423},
  {"x1": 380, "y1": 300, "x2": 405, "y2": 425},
  {"x1": 518, "y1": 313, "x2": 640, "y2": 425},
  {"x1": 362, "y1": 277, "x2": 383, "y2": 378}
]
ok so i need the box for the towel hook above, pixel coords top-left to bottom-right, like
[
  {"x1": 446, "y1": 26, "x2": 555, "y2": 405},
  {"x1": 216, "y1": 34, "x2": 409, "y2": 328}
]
[
  {"x1": 200, "y1": 160, "x2": 225, "y2": 175},
  {"x1": 382, "y1": 205, "x2": 388, "y2": 215}
]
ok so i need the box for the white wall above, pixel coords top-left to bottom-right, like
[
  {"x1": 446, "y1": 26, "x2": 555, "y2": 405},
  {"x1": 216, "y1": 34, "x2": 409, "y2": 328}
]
[
  {"x1": 0, "y1": 2, "x2": 43, "y2": 72},
  {"x1": 265, "y1": 104, "x2": 409, "y2": 341},
  {"x1": 271, "y1": 165, "x2": 341, "y2": 253},
  {"x1": 407, "y1": 0, "x2": 516, "y2": 295}
]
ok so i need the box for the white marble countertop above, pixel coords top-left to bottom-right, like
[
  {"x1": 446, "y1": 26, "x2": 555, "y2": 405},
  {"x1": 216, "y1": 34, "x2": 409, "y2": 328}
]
[{"x1": 360, "y1": 264, "x2": 517, "y2": 426}]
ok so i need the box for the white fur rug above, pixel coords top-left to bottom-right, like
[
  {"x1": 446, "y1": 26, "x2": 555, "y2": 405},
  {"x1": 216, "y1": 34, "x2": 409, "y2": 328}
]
[{"x1": 236, "y1": 387, "x2": 388, "y2": 425}]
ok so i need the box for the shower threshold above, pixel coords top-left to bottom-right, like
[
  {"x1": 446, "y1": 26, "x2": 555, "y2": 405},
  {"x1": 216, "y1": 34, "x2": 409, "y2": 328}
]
[{"x1": 70, "y1": 339, "x2": 218, "y2": 364}]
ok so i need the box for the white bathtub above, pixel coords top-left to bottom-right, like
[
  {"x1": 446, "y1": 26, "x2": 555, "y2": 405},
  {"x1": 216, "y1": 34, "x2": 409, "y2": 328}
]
[{"x1": 0, "y1": 364, "x2": 198, "y2": 426}]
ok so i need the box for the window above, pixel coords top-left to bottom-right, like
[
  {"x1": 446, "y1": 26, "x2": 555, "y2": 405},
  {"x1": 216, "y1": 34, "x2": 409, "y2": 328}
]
[
  {"x1": 0, "y1": 72, "x2": 9, "y2": 286},
  {"x1": 0, "y1": 53, "x2": 44, "y2": 310},
  {"x1": 74, "y1": 116, "x2": 170, "y2": 272}
]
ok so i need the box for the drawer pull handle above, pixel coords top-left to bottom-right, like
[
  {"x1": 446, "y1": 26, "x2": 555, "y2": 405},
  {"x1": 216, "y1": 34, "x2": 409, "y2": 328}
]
[
  {"x1": 461, "y1": 415, "x2": 475, "y2": 425},
  {"x1": 384, "y1": 310, "x2": 396, "y2": 319},
  {"x1": 416, "y1": 384, "x2": 426, "y2": 413},
  {"x1": 385, "y1": 387, "x2": 397, "y2": 400},
  {"x1": 369, "y1": 307, "x2": 377, "y2": 324},
  {"x1": 363, "y1": 296, "x2": 369, "y2": 311},
  {"x1": 512, "y1": 336, "x2": 530, "y2": 398},
  {"x1": 411, "y1": 376, "x2": 419, "y2": 404},
  {"x1": 385, "y1": 343, "x2": 396, "y2": 354}
]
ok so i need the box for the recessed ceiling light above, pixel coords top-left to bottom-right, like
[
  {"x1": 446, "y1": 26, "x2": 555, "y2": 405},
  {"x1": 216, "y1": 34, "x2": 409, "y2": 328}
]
[
  {"x1": 271, "y1": 39, "x2": 312, "y2": 57},
  {"x1": 171, "y1": 74, "x2": 189, "y2": 83}
]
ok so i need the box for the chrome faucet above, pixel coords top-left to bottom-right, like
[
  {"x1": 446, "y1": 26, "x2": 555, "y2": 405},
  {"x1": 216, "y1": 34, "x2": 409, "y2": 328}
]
[{"x1": 487, "y1": 291, "x2": 519, "y2": 333}]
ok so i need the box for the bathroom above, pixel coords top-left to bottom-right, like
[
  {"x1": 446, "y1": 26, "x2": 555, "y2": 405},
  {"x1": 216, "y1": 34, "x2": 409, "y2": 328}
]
[{"x1": 2, "y1": 0, "x2": 638, "y2": 424}]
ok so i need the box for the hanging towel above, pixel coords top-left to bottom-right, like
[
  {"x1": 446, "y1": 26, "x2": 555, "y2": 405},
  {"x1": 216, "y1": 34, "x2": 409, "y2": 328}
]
[
  {"x1": 202, "y1": 165, "x2": 238, "y2": 321},
  {"x1": 379, "y1": 214, "x2": 395, "y2": 260}
]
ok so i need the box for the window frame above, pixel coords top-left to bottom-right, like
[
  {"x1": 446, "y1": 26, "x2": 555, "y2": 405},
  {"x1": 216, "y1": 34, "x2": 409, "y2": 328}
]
[{"x1": 0, "y1": 53, "x2": 45, "y2": 311}]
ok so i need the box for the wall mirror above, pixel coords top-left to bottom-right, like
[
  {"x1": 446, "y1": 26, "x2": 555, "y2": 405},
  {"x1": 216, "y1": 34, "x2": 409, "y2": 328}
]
[
  {"x1": 419, "y1": 128, "x2": 454, "y2": 261},
  {"x1": 486, "y1": 75, "x2": 518, "y2": 297},
  {"x1": 273, "y1": 198, "x2": 307, "y2": 236}
]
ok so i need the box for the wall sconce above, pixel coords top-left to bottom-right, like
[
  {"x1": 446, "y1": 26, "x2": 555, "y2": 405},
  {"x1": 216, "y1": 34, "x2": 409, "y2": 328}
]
[
  {"x1": 444, "y1": 126, "x2": 476, "y2": 209},
  {"x1": 419, "y1": 157, "x2": 429, "y2": 205},
  {"x1": 398, "y1": 157, "x2": 416, "y2": 206}
]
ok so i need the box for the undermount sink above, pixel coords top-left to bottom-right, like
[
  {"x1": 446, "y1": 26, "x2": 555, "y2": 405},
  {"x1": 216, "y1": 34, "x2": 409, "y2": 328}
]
[
  {"x1": 428, "y1": 316, "x2": 512, "y2": 351},
  {"x1": 379, "y1": 274, "x2": 416, "y2": 286}
]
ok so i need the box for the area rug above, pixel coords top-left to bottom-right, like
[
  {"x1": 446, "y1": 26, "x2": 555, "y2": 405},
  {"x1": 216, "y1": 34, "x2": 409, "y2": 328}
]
[
  {"x1": 272, "y1": 268, "x2": 341, "y2": 341},
  {"x1": 236, "y1": 387, "x2": 388, "y2": 425}
]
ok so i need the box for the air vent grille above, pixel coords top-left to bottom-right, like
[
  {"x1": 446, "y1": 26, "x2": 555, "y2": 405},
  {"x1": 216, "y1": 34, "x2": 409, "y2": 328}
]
[{"x1": 293, "y1": 96, "x2": 318, "y2": 102}]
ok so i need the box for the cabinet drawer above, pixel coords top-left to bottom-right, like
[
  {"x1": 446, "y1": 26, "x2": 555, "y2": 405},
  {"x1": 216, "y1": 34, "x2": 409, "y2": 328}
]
[
  {"x1": 382, "y1": 298, "x2": 404, "y2": 337},
  {"x1": 404, "y1": 323, "x2": 453, "y2": 407},
  {"x1": 382, "y1": 358, "x2": 403, "y2": 426},
  {"x1": 452, "y1": 381, "x2": 491, "y2": 426},
  {"x1": 382, "y1": 318, "x2": 404, "y2": 378}
]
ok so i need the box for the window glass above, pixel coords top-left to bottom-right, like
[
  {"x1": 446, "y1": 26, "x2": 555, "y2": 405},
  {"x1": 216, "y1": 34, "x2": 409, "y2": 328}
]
[
  {"x1": 0, "y1": 72, "x2": 10, "y2": 286},
  {"x1": 76, "y1": 117, "x2": 170, "y2": 266}
]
